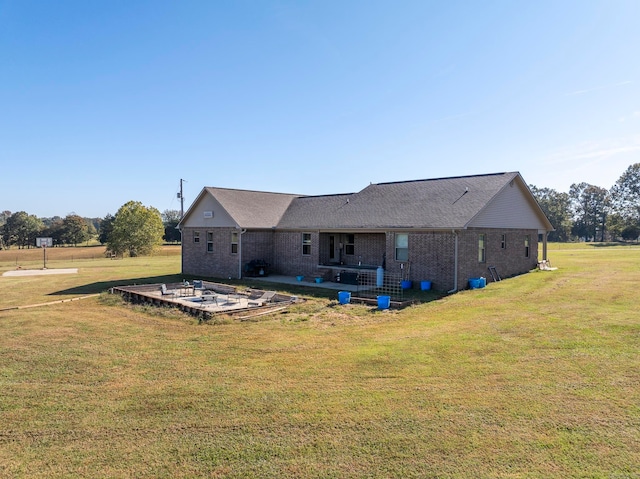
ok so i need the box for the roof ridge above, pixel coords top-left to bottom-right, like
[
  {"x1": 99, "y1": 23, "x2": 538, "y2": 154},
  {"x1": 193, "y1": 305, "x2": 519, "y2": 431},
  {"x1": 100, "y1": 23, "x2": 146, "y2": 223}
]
[
  {"x1": 294, "y1": 192, "x2": 355, "y2": 199},
  {"x1": 206, "y1": 186, "x2": 300, "y2": 196},
  {"x1": 373, "y1": 172, "x2": 513, "y2": 187}
]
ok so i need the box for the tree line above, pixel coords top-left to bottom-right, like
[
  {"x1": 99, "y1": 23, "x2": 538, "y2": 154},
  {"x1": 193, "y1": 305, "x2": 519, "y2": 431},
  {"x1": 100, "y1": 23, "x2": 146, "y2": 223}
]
[
  {"x1": 530, "y1": 163, "x2": 640, "y2": 242},
  {"x1": 0, "y1": 202, "x2": 182, "y2": 254},
  {"x1": 2, "y1": 163, "x2": 639, "y2": 254}
]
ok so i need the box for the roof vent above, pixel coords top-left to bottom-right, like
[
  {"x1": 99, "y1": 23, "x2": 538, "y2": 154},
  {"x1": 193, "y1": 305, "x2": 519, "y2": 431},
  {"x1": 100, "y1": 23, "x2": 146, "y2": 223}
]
[{"x1": 452, "y1": 188, "x2": 469, "y2": 205}]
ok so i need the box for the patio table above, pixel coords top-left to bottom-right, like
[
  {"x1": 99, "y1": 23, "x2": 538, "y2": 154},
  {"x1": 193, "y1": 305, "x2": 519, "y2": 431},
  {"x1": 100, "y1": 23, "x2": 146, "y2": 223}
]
[{"x1": 179, "y1": 285, "x2": 194, "y2": 297}]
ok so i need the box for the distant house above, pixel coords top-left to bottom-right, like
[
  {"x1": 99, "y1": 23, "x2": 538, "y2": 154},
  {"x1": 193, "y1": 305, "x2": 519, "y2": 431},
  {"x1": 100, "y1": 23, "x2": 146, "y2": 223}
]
[{"x1": 178, "y1": 172, "x2": 553, "y2": 291}]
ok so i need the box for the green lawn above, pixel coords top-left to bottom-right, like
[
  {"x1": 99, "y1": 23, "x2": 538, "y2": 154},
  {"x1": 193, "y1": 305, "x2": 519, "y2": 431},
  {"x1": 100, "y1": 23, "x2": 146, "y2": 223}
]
[{"x1": 0, "y1": 245, "x2": 638, "y2": 478}]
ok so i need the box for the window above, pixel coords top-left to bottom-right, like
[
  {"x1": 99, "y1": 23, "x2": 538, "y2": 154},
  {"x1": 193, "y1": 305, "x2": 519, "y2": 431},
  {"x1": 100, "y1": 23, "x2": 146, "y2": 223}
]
[
  {"x1": 395, "y1": 234, "x2": 409, "y2": 261},
  {"x1": 207, "y1": 232, "x2": 214, "y2": 253},
  {"x1": 524, "y1": 235, "x2": 530, "y2": 258},
  {"x1": 478, "y1": 234, "x2": 486, "y2": 263},
  {"x1": 344, "y1": 234, "x2": 355, "y2": 255},
  {"x1": 302, "y1": 233, "x2": 311, "y2": 255},
  {"x1": 231, "y1": 231, "x2": 238, "y2": 254},
  {"x1": 501, "y1": 234, "x2": 506, "y2": 249},
  {"x1": 194, "y1": 231, "x2": 200, "y2": 243}
]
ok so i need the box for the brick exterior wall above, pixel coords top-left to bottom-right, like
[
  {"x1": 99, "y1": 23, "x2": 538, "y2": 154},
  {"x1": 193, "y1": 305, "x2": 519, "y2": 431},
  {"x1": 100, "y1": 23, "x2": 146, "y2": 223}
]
[
  {"x1": 182, "y1": 226, "x2": 539, "y2": 289},
  {"x1": 456, "y1": 228, "x2": 539, "y2": 289},
  {"x1": 272, "y1": 231, "x2": 320, "y2": 276},
  {"x1": 383, "y1": 229, "x2": 539, "y2": 291},
  {"x1": 385, "y1": 231, "x2": 457, "y2": 292},
  {"x1": 350, "y1": 233, "x2": 386, "y2": 267},
  {"x1": 271, "y1": 232, "x2": 386, "y2": 277},
  {"x1": 241, "y1": 230, "x2": 276, "y2": 266},
  {"x1": 181, "y1": 227, "x2": 276, "y2": 279}
]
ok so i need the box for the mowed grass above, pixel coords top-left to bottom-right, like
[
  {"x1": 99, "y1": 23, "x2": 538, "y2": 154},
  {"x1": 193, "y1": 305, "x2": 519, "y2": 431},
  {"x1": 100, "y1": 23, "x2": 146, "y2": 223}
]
[
  {"x1": 0, "y1": 245, "x2": 182, "y2": 308},
  {"x1": 0, "y1": 245, "x2": 638, "y2": 478}
]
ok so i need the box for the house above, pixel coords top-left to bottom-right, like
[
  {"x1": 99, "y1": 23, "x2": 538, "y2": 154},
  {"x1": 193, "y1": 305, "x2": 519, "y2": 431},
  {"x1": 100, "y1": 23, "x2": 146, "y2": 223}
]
[{"x1": 178, "y1": 172, "x2": 553, "y2": 291}]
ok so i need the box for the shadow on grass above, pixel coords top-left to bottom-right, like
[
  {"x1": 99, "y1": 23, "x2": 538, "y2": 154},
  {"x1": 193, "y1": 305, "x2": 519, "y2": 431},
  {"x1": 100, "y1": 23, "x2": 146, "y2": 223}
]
[
  {"x1": 231, "y1": 278, "x2": 446, "y2": 304},
  {"x1": 51, "y1": 274, "x2": 184, "y2": 296},
  {"x1": 51, "y1": 273, "x2": 446, "y2": 306}
]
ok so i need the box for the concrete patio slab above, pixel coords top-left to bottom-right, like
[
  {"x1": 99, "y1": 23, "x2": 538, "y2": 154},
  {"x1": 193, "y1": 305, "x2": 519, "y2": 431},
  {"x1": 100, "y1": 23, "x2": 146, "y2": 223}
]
[
  {"x1": 2, "y1": 268, "x2": 78, "y2": 277},
  {"x1": 246, "y1": 275, "x2": 360, "y2": 292}
]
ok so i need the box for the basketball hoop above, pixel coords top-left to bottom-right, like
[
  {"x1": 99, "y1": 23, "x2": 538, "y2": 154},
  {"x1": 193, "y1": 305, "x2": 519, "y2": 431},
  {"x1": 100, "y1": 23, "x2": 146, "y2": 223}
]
[
  {"x1": 36, "y1": 237, "x2": 53, "y2": 248},
  {"x1": 36, "y1": 237, "x2": 53, "y2": 268}
]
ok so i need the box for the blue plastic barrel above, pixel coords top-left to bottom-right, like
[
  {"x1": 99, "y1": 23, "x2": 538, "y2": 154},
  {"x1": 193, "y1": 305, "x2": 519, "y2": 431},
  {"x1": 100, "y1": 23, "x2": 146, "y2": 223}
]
[
  {"x1": 376, "y1": 266, "x2": 384, "y2": 287},
  {"x1": 420, "y1": 280, "x2": 432, "y2": 291},
  {"x1": 338, "y1": 291, "x2": 351, "y2": 305}
]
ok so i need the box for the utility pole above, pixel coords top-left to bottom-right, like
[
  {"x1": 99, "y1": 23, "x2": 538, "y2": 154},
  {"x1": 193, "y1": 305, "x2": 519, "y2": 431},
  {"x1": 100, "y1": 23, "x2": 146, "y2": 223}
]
[
  {"x1": 178, "y1": 179, "x2": 185, "y2": 219},
  {"x1": 177, "y1": 179, "x2": 186, "y2": 275}
]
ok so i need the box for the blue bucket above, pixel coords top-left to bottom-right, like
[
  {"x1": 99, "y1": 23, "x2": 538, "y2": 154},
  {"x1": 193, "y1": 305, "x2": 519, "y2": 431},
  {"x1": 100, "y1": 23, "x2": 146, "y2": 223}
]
[
  {"x1": 401, "y1": 280, "x2": 412, "y2": 289},
  {"x1": 469, "y1": 278, "x2": 481, "y2": 289},
  {"x1": 338, "y1": 291, "x2": 351, "y2": 305},
  {"x1": 377, "y1": 295, "x2": 391, "y2": 310},
  {"x1": 420, "y1": 280, "x2": 432, "y2": 291}
]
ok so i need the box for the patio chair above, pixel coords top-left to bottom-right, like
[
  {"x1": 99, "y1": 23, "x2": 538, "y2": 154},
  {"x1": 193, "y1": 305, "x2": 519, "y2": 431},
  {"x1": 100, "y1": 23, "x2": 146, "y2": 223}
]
[
  {"x1": 193, "y1": 280, "x2": 205, "y2": 291},
  {"x1": 248, "y1": 290, "x2": 276, "y2": 307},
  {"x1": 160, "y1": 284, "x2": 177, "y2": 297}
]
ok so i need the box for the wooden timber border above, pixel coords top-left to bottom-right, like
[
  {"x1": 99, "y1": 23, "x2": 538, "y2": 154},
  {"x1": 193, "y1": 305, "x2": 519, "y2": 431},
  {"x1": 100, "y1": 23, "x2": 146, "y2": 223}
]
[{"x1": 111, "y1": 281, "x2": 298, "y2": 322}]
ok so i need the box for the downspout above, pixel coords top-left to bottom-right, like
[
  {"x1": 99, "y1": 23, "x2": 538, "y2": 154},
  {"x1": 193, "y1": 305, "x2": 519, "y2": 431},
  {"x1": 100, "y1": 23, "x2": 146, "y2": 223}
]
[
  {"x1": 237, "y1": 228, "x2": 247, "y2": 279},
  {"x1": 178, "y1": 225, "x2": 184, "y2": 275},
  {"x1": 447, "y1": 230, "x2": 459, "y2": 294}
]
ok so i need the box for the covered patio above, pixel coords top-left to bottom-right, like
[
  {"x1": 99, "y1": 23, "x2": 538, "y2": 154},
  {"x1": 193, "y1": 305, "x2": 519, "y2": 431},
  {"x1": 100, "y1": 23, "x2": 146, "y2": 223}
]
[
  {"x1": 249, "y1": 274, "x2": 361, "y2": 292},
  {"x1": 249, "y1": 267, "x2": 407, "y2": 303}
]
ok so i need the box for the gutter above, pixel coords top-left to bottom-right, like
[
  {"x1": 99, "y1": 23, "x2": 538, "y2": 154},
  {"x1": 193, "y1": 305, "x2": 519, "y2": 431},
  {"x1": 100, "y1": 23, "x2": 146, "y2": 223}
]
[{"x1": 447, "y1": 230, "x2": 459, "y2": 294}]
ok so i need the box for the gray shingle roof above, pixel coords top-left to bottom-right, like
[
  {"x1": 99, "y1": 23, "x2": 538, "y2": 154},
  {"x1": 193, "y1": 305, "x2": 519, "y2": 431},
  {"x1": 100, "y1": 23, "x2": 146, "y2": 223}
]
[
  {"x1": 192, "y1": 172, "x2": 550, "y2": 231},
  {"x1": 277, "y1": 172, "x2": 521, "y2": 229},
  {"x1": 204, "y1": 187, "x2": 299, "y2": 228}
]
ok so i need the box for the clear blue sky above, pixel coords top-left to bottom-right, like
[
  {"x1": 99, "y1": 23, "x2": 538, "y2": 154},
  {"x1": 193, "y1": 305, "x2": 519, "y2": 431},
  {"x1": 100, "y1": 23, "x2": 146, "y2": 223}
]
[{"x1": 2, "y1": 0, "x2": 639, "y2": 218}]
